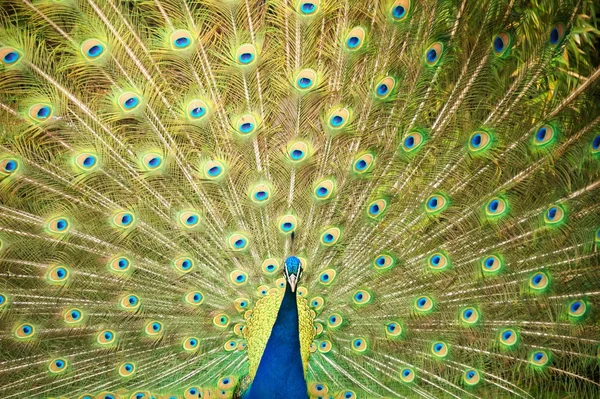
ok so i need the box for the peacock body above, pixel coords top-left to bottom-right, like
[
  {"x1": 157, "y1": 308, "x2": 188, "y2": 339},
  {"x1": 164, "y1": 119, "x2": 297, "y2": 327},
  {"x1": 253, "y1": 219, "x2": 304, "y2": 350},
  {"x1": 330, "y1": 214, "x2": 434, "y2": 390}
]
[{"x1": 1, "y1": 0, "x2": 600, "y2": 397}]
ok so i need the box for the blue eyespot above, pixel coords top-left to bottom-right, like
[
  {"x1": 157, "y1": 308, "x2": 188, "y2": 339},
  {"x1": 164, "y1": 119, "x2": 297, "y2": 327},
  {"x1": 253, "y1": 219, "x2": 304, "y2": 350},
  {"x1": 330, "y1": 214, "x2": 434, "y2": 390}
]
[
  {"x1": 147, "y1": 157, "x2": 161, "y2": 168},
  {"x1": 317, "y1": 187, "x2": 329, "y2": 197},
  {"x1": 536, "y1": 127, "x2": 547, "y2": 142},
  {"x1": 488, "y1": 199, "x2": 499, "y2": 212},
  {"x1": 355, "y1": 292, "x2": 363, "y2": 301},
  {"x1": 393, "y1": 6, "x2": 406, "y2": 18},
  {"x1": 23, "y1": 325, "x2": 32, "y2": 334},
  {"x1": 356, "y1": 160, "x2": 367, "y2": 170},
  {"x1": 190, "y1": 107, "x2": 205, "y2": 118},
  {"x1": 431, "y1": 255, "x2": 441, "y2": 266},
  {"x1": 3, "y1": 51, "x2": 19, "y2": 64},
  {"x1": 124, "y1": 363, "x2": 133, "y2": 372},
  {"x1": 83, "y1": 156, "x2": 96, "y2": 167},
  {"x1": 128, "y1": 296, "x2": 138, "y2": 305},
  {"x1": 208, "y1": 165, "x2": 221, "y2": 176},
  {"x1": 240, "y1": 122, "x2": 254, "y2": 133},
  {"x1": 239, "y1": 52, "x2": 254, "y2": 64},
  {"x1": 298, "y1": 77, "x2": 312, "y2": 88},
  {"x1": 193, "y1": 294, "x2": 201, "y2": 302},
  {"x1": 493, "y1": 36, "x2": 504, "y2": 52},
  {"x1": 88, "y1": 45, "x2": 103, "y2": 57},
  {"x1": 301, "y1": 2, "x2": 316, "y2": 14},
  {"x1": 185, "y1": 215, "x2": 198, "y2": 225},
  {"x1": 174, "y1": 37, "x2": 190, "y2": 48},
  {"x1": 428, "y1": 197, "x2": 438, "y2": 209},
  {"x1": 291, "y1": 149, "x2": 304, "y2": 159},
  {"x1": 434, "y1": 343, "x2": 443, "y2": 352},
  {"x1": 550, "y1": 27, "x2": 560, "y2": 45},
  {"x1": 418, "y1": 298, "x2": 426, "y2": 307},
  {"x1": 4, "y1": 160, "x2": 17, "y2": 172},
  {"x1": 347, "y1": 36, "x2": 360, "y2": 48},
  {"x1": 56, "y1": 219, "x2": 68, "y2": 231},
  {"x1": 37, "y1": 106, "x2": 50, "y2": 119},
  {"x1": 377, "y1": 83, "x2": 388, "y2": 96},
  {"x1": 369, "y1": 204, "x2": 380, "y2": 214},
  {"x1": 323, "y1": 233, "x2": 335, "y2": 243},
  {"x1": 593, "y1": 135, "x2": 600, "y2": 150},
  {"x1": 427, "y1": 49, "x2": 437, "y2": 63},
  {"x1": 404, "y1": 135, "x2": 415, "y2": 148},
  {"x1": 121, "y1": 214, "x2": 133, "y2": 225},
  {"x1": 56, "y1": 267, "x2": 66, "y2": 278},
  {"x1": 234, "y1": 239, "x2": 246, "y2": 248},
  {"x1": 331, "y1": 115, "x2": 344, "y2": 127},
  {"x1": 467, "y1": 371, "x2": 475, "y2": 379},
  {"x1": 471, "y1": 133, "x2": 482, "y2": 148},
  {"x1": 124, "y1": 97, "x2": 139, "y2": 109},
  {"x1": 282, "y1": 222, "x2": 293, "y2": 231},
  {"x1": 152, "y1": 322, "x2": 161, "y2": 331}
]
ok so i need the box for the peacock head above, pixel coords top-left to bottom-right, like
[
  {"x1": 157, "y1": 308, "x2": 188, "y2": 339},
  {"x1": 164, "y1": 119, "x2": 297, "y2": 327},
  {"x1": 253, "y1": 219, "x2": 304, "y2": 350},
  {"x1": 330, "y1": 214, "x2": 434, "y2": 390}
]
[{"x1": 283, "y1": 256, "x2": 303, "y2": 293}]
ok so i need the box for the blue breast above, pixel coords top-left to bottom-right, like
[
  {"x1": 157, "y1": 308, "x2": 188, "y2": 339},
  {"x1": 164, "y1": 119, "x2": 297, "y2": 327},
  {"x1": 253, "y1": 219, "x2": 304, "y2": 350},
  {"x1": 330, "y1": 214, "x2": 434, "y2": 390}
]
[{"x1": 244, "y1": 283, "x2": 308, "y2": 399}]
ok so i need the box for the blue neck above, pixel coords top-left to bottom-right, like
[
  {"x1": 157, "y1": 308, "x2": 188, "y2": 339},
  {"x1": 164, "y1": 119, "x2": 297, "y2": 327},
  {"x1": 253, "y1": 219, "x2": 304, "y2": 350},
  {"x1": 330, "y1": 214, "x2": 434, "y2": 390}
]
[{"x1": 245, "y1": 283, "x2": 308, "y2": 399}]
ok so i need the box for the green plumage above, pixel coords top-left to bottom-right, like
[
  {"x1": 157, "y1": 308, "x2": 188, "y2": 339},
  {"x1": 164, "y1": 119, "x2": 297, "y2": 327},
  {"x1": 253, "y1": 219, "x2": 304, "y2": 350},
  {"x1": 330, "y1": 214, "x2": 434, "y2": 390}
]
[{"x1": 0, "y1": 0, "x2": 600, "y2": 398}]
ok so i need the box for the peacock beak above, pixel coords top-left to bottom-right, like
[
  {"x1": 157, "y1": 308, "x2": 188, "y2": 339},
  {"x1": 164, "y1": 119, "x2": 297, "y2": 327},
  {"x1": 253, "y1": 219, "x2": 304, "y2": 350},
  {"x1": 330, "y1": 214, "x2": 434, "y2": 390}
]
[{"x1": 287, "y1": 273, "x2": 298, "y2": 292}]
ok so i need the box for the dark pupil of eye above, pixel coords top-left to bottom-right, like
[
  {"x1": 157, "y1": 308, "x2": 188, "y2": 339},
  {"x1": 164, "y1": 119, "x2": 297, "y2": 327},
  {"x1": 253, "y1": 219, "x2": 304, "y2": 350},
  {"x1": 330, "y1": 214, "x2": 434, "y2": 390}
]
[
  {"x1": 371, "y1": 204, "x2": 380, "y2": 213},
  {"x1": 89, "y1": 45, "x2": 102, "y2": 56},
  {"x1": 533, "y1": 275, "x2": 542, "y2": 284},
  {"x1": 593, "y1": 136, "x2": 600, "y2": 149},
  {"x1": 472, "y1": 134, "x2": 482, "y2": 146},
  {"x1": 548, "y1": 208, "x2": 557, "y2": 219},
  {"x1": 302, "y1": 3, "x2": 315, "y2": 12},
  {"x1": 176, "y1": 37, "x2": 188, "y2": 46},
  {"x1": 429, "y1": 198, "x2": 438, "y2": 208},
  {"x1": 378, "y1": 84, "x2": 388, "y2": 95},
  {"x1": 494, "y1": 36, "x2": 504, "y2": 51},
  {"x1": 551, "y1": 28, "x2": 559, "y2": 43},
  {"x1": 537, "y1": 128, "x2": 547, "y2": 141},
  {"x1": 193, "y1": 294, "x2": 200, "y2": 300},
  {"x1": 393, "y1": 6, "x2": 405, "y2": 17},
  {"x1": 427, "y1": 49, "x2": 437, "y2": 62},
  {"x1": 405, "y1": 136, "x2": 415, "y2": 147},
  {"x1": 299, "y1": 77, "x2": 311, "y2": 86}
]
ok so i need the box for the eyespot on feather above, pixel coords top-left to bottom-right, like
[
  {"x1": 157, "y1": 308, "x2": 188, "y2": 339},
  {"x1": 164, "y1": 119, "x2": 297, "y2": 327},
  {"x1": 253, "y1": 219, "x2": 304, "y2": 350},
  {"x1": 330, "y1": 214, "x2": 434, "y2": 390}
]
[
  {"x1": 235, "y1": 114, "x2": 258, "y2": 136},
  {"x1": 544, "y1": 204, "x2": 566, "y2": 226},
  {"x1": 401, "y1": 129, "x2": 427, "y2": 153},
  {"x1": 492, "y1": 32, "x2": 512, "y2": 57},
  {"x1": 202, "y1": 159, "x2": 226, "y2": 180},
  {"x1": 374, "y1": 77, "x2": 395, "y2": 99},
  {"x1": 0, "y1": 158, "x2": 20, "y2": 176},
  {"x1": 481, "y1": 254, "x2": 504, "y2": 275},
  {"x1": 320, "y1": 226, "x2": 341, "y2": 246},
  {"x1": 46, "y1": 216, "x2": 71, "y2": 234},
  {"x1": 385, "y1": 321, "x2": 403, "y2": 338},
  {"x1": 120, "y1": 294, "x2": 140, "y2": 310},
  {"x1": 170, "y1": 29, "x2": 193, "y2": 50},
  {"x1": 144, "y1": 320, "x2": 163, "y2": 336},
  {"x1": 14, "y1": 323, "x2": 35, "y2": 339},
  {"x1": 118, "y1": 362, "x2": 135, "y2": 377},
  {"x1": 549, "y1": 23, "x2": 565, "y2": 46},
  {"x1": 64, "y1": 308, "x2": 84, "y2": 324},
  {"x1": 529, "y1": 350, "x2": 551, "y2": 368},
  {"x1": 111, "y1": 211, "x2": 136, "y2": 229},
  {"x1": 28, "y1": 103, "x2": 53, "y2": 122},
  {"x1": 485, "y1": 196, "x2": 509, "y2": 218},
  {"x1": 567, "y1": 299, "x2": 588, "y2": 320},
  {"x1": 390, "y1": 0, "x2": 411, "y2": 21},
  {"x1": 414, "y1": 295, "x2": 435, "y2": 314},
  {"x1": 187, "y1": 99, "x2": 210, "y2": 121},
  {"x1": 81, "y1": 39, "x2": 107, "y2": 61},
  {"x1": 278, "y1": 214, "x2": 298, "y2": 234},
  {"x1": 427, "y1": 252, "x2": 451, "y2": 272},
  {"x1": 367, "y1": 199, "x2": 388, "y2": 219},
  {"x1": 313, "y1": 178, "x2": 336, "y2": 201},
  {"x1": 172, "y1": 256, "x2": 195, "y2": 274},
  {"x1": 297, "y1": 0, "x2": 320, "y2": 16},
  {"x1": 118, "y1": 92, "x2": 142, "y2": 112},
  {"x1": 468, "y1": 130, "x2": 493, "y2": 153},
  {"x1": 353, "y1": 152, "x2": 375, "y2": 174},
  {"x1": 236, "y1": 44, "x2": 257, "y2": 65},
  {"x1": 352, "y1": 290, "x2": 372, "y2": 306},
  {"x1": 295, "y1": 68, "x2": 318, "y2": 91},
  {"x1": 185, "y1": 291, "x2": 204, "y2": 306},
  {"x1": 286, "y1": 141, "x2": 310, "y2": 162},
  {"x1": 310, "y1": 296, "x2": 324, "y2": 311},
  {"x1": 74, "y1": 152, "x2": 99, "y2": 171},
  {"x1": 463, "y1": 369, "x2": 481, "y2": 386},
  {"x1": 327, "y1": 107, "x2": 351, "y2": 130},
  {"x1": 318, "y1": 269, "x2": 336, "y2": 286},
  {"x1": 230, "y1": 270, "x2": 248, "y2": 285},
  {"x1": 234, "y1": 298, "x2": 250, "y2": 312},
  {"x1": 47, "y1": 265, "x2": 70, "y2": 284},
  {"x1": 182, "y1": 336, "x2": 200, "y2": 352},
  {"x1": 399, "y1": 367, "x2": 415, "y2": 383},
  {"x1": 346, "y1": 27, "x2": 366, "y2": 51},
  {"x1": 0, "y1": 47, "x2": 22, "y2": 66},
  {"x1": 460, "y1": 306, "x2": 480, "y2": 326},
  {"x1": 431, "y1": 341, "x2": 449, "y2": 359},
  {"x1": 373, "y1": 253, "x2": 396, "y2": 270},
  {"x1": 318, "y1": 340, "x2": 332, "y2": 353},
  {"x1": 528, "y1": 271, "x2": 550, "y2": 293},
  {"x1": 532, "y1": 124, "x2": 558, "y2": 148},
  {"x1": 425, "y1": 194, "x2": 449, "y2": 214},
  {"x1": 261, "y1": 258, "x2": 280, "y2": 275},
  {"x1": 213, "y1": 313, "x2": 230, "y2": 328},
  {"x1": 48, "y1": 358, "x2": 68, "y2": 374},
  {"x1": 425, "y1": 42, "x2": 444, "y2": 66},
  {"x1": 97, "y1": 329, "x2": 116, "y2": 345},
  {"x1": 498, "y1": 328, "x2": 519, "y2": 348}
]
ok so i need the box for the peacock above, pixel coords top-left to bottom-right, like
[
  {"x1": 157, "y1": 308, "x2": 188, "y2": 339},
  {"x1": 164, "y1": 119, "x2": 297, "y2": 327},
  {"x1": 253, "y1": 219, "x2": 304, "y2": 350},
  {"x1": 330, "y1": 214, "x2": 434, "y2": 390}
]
[{"x1": 1, "y1": 0, "x2": 600, "y2": 397}]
